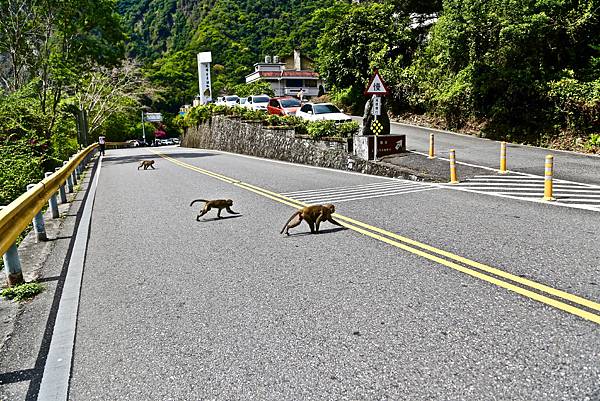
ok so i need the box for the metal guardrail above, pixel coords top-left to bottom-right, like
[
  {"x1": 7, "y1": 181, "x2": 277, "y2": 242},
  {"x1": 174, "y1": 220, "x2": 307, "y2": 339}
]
[{"x1": 0, "y1": 144, "x2": 98, "y2": 284}]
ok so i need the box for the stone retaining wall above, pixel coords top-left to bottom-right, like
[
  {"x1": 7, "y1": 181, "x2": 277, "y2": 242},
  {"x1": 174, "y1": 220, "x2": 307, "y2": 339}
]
[{"x1": 181, "y1": 116, "x2": 420, "y2": 180}]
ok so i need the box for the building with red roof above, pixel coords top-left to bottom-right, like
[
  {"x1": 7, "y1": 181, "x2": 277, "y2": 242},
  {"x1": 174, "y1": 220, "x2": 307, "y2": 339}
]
[{"x1": 245, "y1": 50, "x2": 325, "y2": 99}]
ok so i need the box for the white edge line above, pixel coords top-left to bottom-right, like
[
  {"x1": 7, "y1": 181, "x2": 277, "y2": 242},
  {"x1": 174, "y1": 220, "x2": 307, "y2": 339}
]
[{"x1": 37, "y1": 156, "x2": 101, "y2": 400}]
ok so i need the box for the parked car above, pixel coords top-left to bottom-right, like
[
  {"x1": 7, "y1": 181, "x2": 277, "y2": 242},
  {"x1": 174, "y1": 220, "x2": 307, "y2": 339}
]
[
  {"x1": 126, "y1": 139, "x2": 139, "y2": 147},
  {"x1": 267, "y1": 97, "x2": 302, "y2": 116},
  {"x1": 246, "y1": 95, "x2": 270, "y2": 111},
  {"x1": 172, "y1": 138, "x2": 180, "y2": 144},
  {"x1": 224, "y1": 95, "x2": 240, "y2": 106},
  {"x1": 296, "y1": 103, "x2": 352, "y2": 123},
  {"x1": 237, "y1": 97, "x2": 248, "y2": 107}
]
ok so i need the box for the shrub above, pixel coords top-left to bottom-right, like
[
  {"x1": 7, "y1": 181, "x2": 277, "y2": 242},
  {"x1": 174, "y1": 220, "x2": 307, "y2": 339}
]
[
  {"x1": 336, "y1": 121, "x2": 359, "y2": 138},
  {"x1": 307, "y1": 120, "x2": 337, "y2": 139},
  {"x1": 1, "y1": 282, "x2": 44, "y2": 301}
]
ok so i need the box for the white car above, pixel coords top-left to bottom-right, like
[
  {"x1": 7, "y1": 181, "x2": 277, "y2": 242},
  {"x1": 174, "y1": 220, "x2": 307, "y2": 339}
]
[
  {"x1": 224, "y1": 95, "x2": 239, "y2": 107},
  {"x1": 246, "y1": 95, "x2": 270, "y2": 111},
  {"x1": 296, "y1": 103, "x2": 352, "y2": 123},
  {"x1": 237, "y1": 97, "x2": 248, "y2": 107}
]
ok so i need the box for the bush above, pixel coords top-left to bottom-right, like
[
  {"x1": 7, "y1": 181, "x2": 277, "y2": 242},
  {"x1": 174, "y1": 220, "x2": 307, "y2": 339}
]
[
  {"x1": 1, "y1": 282, "x2": 44, "y2": 301},
  {"x1": 307, "y1": 120, "x2": 337, "y2": 139},
  {"x1": 586, "y1": 133, "x2": 600, "y2": 151},
  {"x1": 336, "y1": 121, "x2": 359, "y2": 138}
]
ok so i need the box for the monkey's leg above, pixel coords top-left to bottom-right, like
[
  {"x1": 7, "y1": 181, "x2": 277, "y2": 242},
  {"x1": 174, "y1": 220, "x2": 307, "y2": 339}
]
[
  {"x1": 307, "y1": 220, "x2": 316, "y2": 233},
  {"x1": 285, "y1": 215, "x2": 303, "y2": 235},
  {"x1": 226, "y1": 207, "x2": 239, "y2": 215},
  {"x1": 150, "y1": 164, "x2": 155, "y2": 169},
  {"x1": 315, "y1": 213, "x2": 325, "y2": 233},
  {"x1": 197, "y1": 206, "x2": 210, "y2": 220},
  {"x1": 217, "y1": 208, "x2": 223, "y2": 218},
  {"x1": 328, "y1": 217, "x2": 344, "y2": 227}
]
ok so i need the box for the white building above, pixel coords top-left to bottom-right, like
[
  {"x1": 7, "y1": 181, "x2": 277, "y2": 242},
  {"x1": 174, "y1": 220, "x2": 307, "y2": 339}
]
[{"x1": 245, "y1": 50, "x2": 325, "y2": 99}]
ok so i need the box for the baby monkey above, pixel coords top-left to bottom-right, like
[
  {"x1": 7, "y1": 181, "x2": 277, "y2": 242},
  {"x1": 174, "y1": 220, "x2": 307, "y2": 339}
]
[
  {"x1": 137, "y1": 160, "x2": 155, "y2": 170},
  {"x1": 281, "y1": 204, "x2": 343, "y2": 235},
  {"x1": 190, "y1": 199, "x2": 239, "y2": 220}
]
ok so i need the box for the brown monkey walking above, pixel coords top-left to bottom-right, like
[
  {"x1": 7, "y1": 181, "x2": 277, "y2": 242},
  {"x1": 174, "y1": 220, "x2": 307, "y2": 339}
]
[
  {"x1": 190, "y1": 199, "x2": 239, "y2": 220},
  {"x1": 280, "y1": 204, "x2": 343, "y2": 235},
  {"x1": 137, "y1": 160, "x2": 155, "y2": 170}
]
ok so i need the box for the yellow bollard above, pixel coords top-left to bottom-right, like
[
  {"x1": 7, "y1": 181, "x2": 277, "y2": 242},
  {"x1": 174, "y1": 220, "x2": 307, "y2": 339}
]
[
  {"x1": 499, "y1": 141, "x2": 508, "y2": 173},
  {"x1": 428, "y1": 133, "x2": 435, "y2": 159},
  {"x1": 543, "y1": 155, "x2": 555, "y2": 201},
  {"x1": 449, "y1": 149, "x2": 459, "y2": 184}
]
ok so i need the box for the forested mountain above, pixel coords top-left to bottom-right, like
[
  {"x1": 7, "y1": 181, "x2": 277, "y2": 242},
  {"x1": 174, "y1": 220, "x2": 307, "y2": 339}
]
[
  {"x1": 118, "y1": 0, "x2": 338, "y2": 110},
  {"x1": 117, "y1": 0, "x2": 599, "y2": 150}
]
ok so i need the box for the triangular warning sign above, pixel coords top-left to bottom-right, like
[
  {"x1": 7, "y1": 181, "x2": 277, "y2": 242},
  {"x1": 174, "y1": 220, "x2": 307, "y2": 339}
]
[{"x1": 364, "y1": 69, "x2": 389, "y2": 95}]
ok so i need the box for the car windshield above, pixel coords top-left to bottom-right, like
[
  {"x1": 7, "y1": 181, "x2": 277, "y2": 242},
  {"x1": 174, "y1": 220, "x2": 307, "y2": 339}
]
[
  {"x1": 313, "y1": 104, "x2": 341, "y2": 114},
  {"x1": 254, "y1": 96, "x2": 270, "y2": 103},
  {"x1": 280, "y1": 99, "x2": 301, "y2": 107},
  {"x1": 239, "y1": 99, "x2": 247, "y2": 104},
  {"x1": 226, "y1": 96, "x2": 239, "y2": 101}
]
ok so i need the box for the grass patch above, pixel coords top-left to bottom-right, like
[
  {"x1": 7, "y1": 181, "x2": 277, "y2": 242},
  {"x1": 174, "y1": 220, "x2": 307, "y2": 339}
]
[{"x1": 1, "y1": 282, "x2": 44, "y2": 301}]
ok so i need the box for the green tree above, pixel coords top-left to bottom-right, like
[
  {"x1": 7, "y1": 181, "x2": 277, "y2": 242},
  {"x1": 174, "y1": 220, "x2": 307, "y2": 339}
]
[
  {"x1": 405, "y1": 0, "x2": 600, "y2": 141},
  {"x1": 315, "y1": 2, "x2": 414, "y2": 113}
]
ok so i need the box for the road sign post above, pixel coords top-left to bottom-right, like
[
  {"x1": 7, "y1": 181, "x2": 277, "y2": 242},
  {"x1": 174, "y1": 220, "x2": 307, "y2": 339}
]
[{"x1": 362, "y1": 69, "x2": 391, "y2": 139}]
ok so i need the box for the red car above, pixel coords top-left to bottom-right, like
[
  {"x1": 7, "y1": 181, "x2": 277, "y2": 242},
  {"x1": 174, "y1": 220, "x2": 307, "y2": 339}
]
[{"x1": 267, "y1": 97, "x2": 302, "y2": 116}]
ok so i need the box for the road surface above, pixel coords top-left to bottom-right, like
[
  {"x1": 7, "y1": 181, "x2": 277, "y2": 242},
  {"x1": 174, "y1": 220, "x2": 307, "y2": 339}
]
[{"x1": 64, "y1": 146, "x2": 599, "y2": 400}]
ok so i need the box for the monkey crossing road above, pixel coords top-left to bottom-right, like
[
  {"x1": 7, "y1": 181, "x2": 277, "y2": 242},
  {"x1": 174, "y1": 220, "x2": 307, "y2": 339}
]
[{"x1": 33, "y1": 146, "x2": 600, "y2": 401}]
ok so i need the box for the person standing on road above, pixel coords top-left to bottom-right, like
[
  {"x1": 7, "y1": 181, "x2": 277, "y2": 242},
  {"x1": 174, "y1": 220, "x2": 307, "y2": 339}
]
[
  {"x1": 98, "y1": 135, "x2": 106, "y2": 156},
  {"x1": 297, "y1": 88, "x2": 304, "y2": 103}
]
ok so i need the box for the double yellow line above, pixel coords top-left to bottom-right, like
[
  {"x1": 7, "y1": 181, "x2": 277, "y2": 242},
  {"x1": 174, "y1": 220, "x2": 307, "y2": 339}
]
[{"x1": 153, "y1": 150, "x2": 600, "y2": 325}]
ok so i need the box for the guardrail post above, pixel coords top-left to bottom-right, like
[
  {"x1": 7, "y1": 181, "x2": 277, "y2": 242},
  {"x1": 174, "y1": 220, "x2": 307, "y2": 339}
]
[
  {"x1": 428, "y1": 133, "x2": 435, "y2": 159},
  {"x1": 27, "y1": 185, "x2": 48, "y2": 241},
  {"x1": 543, "y1": 155, "x2": 555, "y2": 201},
  {"x1": 45, "y1": 172, "x2": 60, "y2": 218},
  {"x1": 0, "y1": 207, "x2": 24, "y2": 286},
  {"x1": 71, "y1": 163, "x2": 78, "y2": 186},
  {"x1": 499, "y1": 141, "x2": 508, "y2": 174},
  {"x1": 64, "y1": 161, "x2": 74, "y2": 193},
  {"x1": 449, "y1": 149, "x2": 459, "y2": 184},
  {"x1": 55, "y1": 167, "x2": 68, "y2": 204}
]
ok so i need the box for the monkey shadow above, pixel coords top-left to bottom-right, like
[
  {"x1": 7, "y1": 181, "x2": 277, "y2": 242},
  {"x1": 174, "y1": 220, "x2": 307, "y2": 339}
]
[
  {"x1": 196, "y1": 214, "x2": 244, "y2": 222},
  {"x1": 286, "y1": 227, "x2": 348, "y2": 237}
]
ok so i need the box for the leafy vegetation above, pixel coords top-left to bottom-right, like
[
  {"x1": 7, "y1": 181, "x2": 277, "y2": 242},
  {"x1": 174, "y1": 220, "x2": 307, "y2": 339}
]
[
  {"x1": 1, "y1": 282, "x2": 44, "y2": 301},
  {"x1": 177, "y1": 105, "x2": 358, "y2": 139}
]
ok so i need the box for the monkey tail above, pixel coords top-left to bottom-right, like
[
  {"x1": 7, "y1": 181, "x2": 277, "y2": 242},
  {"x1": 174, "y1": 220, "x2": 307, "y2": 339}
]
[
  {"x1": 189, "y1": 199, "x2": 208, "y2": 207},
  {"x1": 280, "y1": 211, "x2": 300, "y2": 234}
]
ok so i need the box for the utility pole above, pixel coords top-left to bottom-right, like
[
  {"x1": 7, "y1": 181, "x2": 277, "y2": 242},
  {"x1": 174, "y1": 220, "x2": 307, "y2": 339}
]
[{"x1": 141, "y1": 110, "x2": 146, "y2": 144}]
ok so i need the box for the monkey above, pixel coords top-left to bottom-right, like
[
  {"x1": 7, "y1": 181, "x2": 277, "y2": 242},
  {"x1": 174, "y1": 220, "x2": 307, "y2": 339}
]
[
  {"x1": 280, "y1": 204, "x2": 343, "y2": 235},
  {"x1": 190, "y1": 199, "x2": 239, "y2": 220},
  {"x1": 137, "y1": 160, "x2": 155, "y2": 170}
]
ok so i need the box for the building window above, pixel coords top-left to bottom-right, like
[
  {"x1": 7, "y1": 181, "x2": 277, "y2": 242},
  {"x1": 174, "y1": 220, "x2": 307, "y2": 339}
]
[
  {"x1": 286, "y1": 79, "x2": 303, "y2": 88},
  {"x1": 304, "y1": 80, "x2": 317, "y2": 88}
]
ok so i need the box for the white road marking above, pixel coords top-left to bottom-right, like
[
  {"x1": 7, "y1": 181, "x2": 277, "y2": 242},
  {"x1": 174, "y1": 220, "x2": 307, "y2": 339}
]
[
  {"x1": 285, "y1": 180, "x2": 439, "y2": 204},
  {"x1": 442, "y1": 174, "x2": 600, "y2": 212}
]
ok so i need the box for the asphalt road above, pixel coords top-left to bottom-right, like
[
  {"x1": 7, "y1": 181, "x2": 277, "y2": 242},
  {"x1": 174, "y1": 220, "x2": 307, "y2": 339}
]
[
  {"x1": 69, "y1": 146, "x2": 599, "y2": 400},
  {"x1": 353, "y1": 117, "x2": 600, "y2": 186}
]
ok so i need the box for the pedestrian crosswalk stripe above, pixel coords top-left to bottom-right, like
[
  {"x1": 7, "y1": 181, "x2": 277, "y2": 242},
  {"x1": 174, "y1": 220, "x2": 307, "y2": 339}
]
[
  {"x1": 282, "y1": 180, "x2": 438, "y2": 204},
  {"x1": 444, "y1": 174, "x2": 600, "y2": 211}
]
